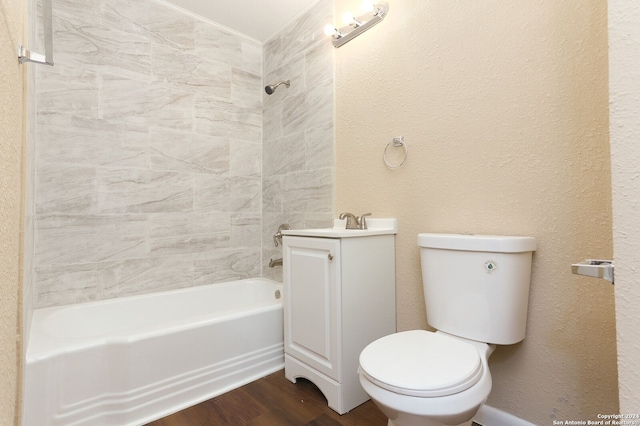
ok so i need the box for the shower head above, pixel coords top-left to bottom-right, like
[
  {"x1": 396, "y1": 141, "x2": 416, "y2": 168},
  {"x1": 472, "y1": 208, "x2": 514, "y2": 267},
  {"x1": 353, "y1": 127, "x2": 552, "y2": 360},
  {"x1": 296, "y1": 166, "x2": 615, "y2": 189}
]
[{"x1": 265, "y1": 80, "x2": 290, "y2": 95}]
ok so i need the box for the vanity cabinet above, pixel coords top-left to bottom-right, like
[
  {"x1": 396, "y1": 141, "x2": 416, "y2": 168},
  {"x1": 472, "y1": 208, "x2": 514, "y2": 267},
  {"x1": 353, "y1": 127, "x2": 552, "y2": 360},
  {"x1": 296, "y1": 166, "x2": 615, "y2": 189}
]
[{"x1": 282, "y1": 221, "x2": 396, "y2": 414}]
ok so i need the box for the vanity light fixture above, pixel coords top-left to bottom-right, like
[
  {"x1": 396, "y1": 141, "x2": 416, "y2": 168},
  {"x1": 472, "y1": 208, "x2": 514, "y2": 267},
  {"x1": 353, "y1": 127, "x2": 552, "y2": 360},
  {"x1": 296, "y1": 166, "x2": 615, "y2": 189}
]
[{"x1": 325, "y1": 1, "x2": 389, "y2": 48}]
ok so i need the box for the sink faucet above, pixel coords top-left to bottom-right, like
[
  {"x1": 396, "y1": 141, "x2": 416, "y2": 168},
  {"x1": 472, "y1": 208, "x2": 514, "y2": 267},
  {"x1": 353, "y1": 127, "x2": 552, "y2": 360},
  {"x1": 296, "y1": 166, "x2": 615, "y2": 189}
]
[
  {"x1": 339, "y1": 212, "x2": 359, "y2": 229},
  {"x1": 339, "y1": 212, "x2": 372, "y2": 230},
  {"x1": 358, "y1": 213, "x2": 372, "y2": 230}
]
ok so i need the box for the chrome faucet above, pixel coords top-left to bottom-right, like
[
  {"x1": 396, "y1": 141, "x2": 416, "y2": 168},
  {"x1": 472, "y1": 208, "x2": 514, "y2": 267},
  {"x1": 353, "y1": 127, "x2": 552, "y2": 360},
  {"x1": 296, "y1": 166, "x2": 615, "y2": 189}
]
[{"x1": 339, "y1": 212, "x2": 372, "y2": 230}]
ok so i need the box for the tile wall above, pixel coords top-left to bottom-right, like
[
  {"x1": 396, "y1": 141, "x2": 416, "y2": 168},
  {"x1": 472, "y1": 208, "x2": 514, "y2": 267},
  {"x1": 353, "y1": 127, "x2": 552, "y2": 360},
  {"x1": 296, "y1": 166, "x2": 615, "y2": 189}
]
[
  {"x1": 34, "y1": 0, "x2": 264, "y2": 307},
  {"x1": 32, "y1": 0, "x2": 334, "y2": 307},
  {"x1": 262, "y1": 0, "x2": 335, "y2": 281}
]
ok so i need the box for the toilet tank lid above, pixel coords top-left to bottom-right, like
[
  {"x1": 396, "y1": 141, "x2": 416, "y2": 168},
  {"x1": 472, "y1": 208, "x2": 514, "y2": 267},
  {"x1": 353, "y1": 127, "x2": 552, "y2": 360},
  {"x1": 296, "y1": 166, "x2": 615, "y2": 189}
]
[{"x1": 417, "y1": 233, "x2": 537, "y2": 253}]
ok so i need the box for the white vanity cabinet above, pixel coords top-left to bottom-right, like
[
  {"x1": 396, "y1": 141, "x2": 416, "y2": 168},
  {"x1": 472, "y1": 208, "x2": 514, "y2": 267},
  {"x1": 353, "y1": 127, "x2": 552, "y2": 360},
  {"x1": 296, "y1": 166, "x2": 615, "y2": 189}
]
[{"x1": 282, "y1": 219, "x2": 397, "y2": 414}]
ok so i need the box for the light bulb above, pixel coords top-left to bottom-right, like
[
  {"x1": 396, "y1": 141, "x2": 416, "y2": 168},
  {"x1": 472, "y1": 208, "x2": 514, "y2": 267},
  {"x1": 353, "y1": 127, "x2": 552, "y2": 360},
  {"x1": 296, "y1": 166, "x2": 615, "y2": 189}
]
[
  {"x1": 323, "y1": 24, "x2": 341, "y2": 38},
  {"x1": 361, "y1": 0, "x2": 375, "y2": 13},
  {"x1": 342, "y1": 12, "x2": 362, "y2": 27}
]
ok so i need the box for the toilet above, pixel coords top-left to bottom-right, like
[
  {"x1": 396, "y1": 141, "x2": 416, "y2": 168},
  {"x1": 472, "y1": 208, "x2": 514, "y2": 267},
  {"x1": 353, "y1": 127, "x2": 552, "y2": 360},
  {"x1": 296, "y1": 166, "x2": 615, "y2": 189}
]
[{"x1": 358, "y1": 233, "x2": 536, "y2": 426}]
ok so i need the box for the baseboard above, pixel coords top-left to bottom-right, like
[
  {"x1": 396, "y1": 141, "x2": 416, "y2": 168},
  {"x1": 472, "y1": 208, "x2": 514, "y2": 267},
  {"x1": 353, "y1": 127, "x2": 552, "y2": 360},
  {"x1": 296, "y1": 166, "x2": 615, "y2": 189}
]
[{"x1": 473, "y1": 404, "x2": 536, "y2": 426}]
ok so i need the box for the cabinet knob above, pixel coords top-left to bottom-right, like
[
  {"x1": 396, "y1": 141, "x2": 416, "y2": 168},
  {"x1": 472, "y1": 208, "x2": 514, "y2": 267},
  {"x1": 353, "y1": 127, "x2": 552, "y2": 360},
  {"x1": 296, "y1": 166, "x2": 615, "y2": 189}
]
[{"x1": 328, "y1": 253, "x2": 334, "y2": 261}]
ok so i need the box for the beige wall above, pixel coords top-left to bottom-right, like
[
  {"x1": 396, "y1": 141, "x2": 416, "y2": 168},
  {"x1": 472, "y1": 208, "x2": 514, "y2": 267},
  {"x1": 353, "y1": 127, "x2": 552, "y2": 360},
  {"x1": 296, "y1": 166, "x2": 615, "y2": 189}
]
[
  {"x1": 334, "y1": 0, "x2": 617, "y2": 423},
  {"x1": 0, "y1": 0, "x2": 25, "y2": 423},
  {"x1": 609, "y1": 0, "x2": 640, "y2": 412}
]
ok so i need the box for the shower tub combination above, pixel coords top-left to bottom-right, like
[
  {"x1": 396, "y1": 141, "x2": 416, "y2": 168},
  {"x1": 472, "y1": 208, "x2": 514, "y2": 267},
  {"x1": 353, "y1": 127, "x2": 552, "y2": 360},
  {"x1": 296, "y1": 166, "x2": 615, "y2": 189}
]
[{"x1": 23, "y1": 278, "x2": 284, "y2": 426}]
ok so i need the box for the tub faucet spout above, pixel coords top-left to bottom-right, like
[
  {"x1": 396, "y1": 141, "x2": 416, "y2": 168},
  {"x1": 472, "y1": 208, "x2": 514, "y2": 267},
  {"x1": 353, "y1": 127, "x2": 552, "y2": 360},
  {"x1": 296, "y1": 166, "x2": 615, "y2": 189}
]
[{"x1": 269, "y1": 258, "x2": 283, "y2": 267}]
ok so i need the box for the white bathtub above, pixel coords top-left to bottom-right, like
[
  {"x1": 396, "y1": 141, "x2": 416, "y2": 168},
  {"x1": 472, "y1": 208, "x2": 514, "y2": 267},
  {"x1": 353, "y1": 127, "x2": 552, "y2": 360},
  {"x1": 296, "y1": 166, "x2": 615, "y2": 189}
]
[{"x1": 23, "y1": 278, "x2": 284, "y2": 426}]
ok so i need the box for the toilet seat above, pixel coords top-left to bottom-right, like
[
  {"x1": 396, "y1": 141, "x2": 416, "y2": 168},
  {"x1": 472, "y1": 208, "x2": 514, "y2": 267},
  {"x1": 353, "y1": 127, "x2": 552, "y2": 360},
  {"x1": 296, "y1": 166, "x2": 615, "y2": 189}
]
[{"x1": 359, "y1": 330, "x2": 483, "y2": 398}]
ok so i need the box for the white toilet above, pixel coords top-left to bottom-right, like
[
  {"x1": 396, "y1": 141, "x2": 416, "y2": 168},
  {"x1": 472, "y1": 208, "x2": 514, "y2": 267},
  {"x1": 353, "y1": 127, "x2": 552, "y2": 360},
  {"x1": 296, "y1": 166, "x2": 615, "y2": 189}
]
[{"x1": 358, "y1": 233, "x2": 536, "y2": 426}]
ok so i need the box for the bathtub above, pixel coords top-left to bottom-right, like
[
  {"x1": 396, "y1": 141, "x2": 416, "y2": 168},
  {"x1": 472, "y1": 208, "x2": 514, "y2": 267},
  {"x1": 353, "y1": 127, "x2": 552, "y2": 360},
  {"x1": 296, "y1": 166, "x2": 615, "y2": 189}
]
[{"x1": 23, "y1": 278, "x2": 284, "y2": 426}]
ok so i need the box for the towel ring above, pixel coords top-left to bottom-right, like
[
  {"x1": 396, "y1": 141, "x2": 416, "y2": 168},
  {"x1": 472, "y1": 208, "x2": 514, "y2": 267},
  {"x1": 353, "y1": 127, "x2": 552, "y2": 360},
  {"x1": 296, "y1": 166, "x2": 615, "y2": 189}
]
[{"x1": 383, "y1": 136, "x2": 408, "y2": 169}]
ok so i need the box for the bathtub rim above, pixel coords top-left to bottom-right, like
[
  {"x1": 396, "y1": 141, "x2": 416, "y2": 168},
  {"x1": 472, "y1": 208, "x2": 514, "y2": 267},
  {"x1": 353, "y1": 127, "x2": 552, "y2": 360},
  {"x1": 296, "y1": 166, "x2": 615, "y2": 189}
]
[{"x1": 27, "y1": 277, "x2": 284, "y2": 361}]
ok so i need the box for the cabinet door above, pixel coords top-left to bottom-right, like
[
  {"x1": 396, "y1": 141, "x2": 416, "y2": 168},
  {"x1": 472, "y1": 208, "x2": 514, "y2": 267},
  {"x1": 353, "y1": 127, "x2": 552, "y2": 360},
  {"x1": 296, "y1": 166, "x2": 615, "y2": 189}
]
[{"x1": 283, "y1": 236, "x2": 341, "y2": 381}]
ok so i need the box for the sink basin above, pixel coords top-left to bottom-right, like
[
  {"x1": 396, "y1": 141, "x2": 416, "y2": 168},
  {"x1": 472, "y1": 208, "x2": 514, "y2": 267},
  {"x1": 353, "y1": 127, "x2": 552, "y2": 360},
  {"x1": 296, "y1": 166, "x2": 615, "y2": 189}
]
[{"x1": 282, "y1": 218, "x2": 397, "y2": 238}]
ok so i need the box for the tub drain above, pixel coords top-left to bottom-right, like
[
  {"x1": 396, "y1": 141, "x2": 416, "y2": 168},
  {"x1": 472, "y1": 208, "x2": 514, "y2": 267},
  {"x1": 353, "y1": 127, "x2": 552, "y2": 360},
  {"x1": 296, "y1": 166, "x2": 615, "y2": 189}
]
[{"x1": 274, "y1": 289, "x2": 281, "y2": 299}]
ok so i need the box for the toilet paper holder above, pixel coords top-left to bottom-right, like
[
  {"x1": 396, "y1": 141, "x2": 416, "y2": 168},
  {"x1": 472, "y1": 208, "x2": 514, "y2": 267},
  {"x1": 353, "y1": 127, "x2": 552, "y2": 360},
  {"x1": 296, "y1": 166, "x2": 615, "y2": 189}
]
[{"x1": 571, "y1": 259, "x2": 614, "y2": 285}]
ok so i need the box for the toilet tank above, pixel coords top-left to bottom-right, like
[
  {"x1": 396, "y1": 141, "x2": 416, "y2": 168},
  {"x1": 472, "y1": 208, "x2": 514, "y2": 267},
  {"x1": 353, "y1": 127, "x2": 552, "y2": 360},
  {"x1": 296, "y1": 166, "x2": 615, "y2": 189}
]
[{"x1": 418, "y1": 233, "x2": 536, "y2": 345}]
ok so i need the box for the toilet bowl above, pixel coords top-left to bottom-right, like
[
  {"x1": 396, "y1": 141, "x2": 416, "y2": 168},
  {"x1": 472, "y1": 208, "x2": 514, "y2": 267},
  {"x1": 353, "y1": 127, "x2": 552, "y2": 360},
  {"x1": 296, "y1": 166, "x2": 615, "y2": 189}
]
[
  {"x1": 357, "y1": 233, "x2": 536, "y2": 426},
  {"x1": 358, "y1": 330, "x2": 495, "y2": 426}
]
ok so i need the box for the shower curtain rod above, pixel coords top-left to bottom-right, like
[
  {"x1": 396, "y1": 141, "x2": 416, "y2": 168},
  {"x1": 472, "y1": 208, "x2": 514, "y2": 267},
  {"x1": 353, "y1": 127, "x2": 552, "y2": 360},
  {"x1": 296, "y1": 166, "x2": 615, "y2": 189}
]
[{"x1": 18, "y1": 0, "x2": 54, "y2": 66}]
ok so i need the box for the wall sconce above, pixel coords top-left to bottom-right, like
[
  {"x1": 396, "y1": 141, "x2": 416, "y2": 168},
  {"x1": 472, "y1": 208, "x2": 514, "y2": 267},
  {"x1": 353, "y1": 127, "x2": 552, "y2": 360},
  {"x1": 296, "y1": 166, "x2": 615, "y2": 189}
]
[{"x1": 324, "y1": 1, "x2": 389, "y2": 48}]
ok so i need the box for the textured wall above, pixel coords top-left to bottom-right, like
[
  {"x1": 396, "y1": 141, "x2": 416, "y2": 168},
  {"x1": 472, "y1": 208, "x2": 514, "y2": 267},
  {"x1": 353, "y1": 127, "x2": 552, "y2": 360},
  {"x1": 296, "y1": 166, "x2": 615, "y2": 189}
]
[
  {"x1": 609, "y1": 0, "x2": 640, "y2": 412},
  {"x1": 334, "y1": 0, "x2": 617, "y2": 423},
  {"x1": 262, "y1": 0, "x2": 334, "y2": 281},
  {"x1": 33, "y1": 0, "x2": 263, "y2": 307},
  {"x1": 0, "y1": 0, "x2": 24, "y2": 422}
]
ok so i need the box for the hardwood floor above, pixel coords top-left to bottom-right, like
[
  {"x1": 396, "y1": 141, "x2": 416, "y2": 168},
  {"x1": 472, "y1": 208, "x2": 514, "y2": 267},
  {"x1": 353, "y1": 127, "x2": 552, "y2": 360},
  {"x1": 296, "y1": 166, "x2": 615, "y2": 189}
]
[
  {"x1": 145, "y1": 370, "x2": 485, "y2": 426},
  {"x1": 145, "y1": 370, "x2": 388, "y2": 426}
]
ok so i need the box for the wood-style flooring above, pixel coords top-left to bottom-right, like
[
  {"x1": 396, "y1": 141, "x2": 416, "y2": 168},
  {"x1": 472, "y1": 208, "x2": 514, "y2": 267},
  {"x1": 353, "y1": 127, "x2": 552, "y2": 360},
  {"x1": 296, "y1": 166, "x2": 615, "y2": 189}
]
[
  {"x1": 145, "y1": 370, "x2": 484, "y2": 426},
  {"x1": 145, "y1": 370, "x2": 387, "y2": 426}
]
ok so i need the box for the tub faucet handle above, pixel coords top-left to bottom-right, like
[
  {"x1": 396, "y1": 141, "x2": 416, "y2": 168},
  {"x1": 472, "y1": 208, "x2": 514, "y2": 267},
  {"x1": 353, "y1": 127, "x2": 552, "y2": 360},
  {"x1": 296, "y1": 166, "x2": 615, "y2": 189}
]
[
  {"x1": 339, "y1": 212, "x2": 359, "y2": 229},
  {"x1": 273, "y1": 223, "x2": 291, "y2": 247},
  {"x1": 358, "y1": 213, "x2": 372, "y2": 230}
]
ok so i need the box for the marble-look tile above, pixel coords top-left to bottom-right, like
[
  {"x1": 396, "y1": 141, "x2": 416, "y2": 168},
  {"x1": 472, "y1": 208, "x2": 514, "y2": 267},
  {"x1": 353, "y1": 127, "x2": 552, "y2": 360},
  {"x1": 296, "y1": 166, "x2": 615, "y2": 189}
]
[
  {"x1": 97, "y1": 168, "x2": 194, "y2": 213},
  {"x1": 279, "y1": 0, "x2": 331, "y2": 59},
  {"x1": 100, "y1": 76, "x2": 194, "y2": 131},
  {"x1": 100, "y1": 24, "x2": 152, "y2": 80},
  {"x1": 38, "y1": 116, "x2": 149, "y2": 168},
  {"x1": 262, "y1": 176, "x2": 283, "y2": 213},
  {"x1": 282, "y1": 80, "x2": 333, "y2": 135},
  {"x1": 144, "y1": 1, "x2": 195, "y2": 52},
  {"x1": 37, "y1": 65, "x2": 99, "y2": 118},
  {"x1": 238, "y1": 40, "x2": 263, "y2": 77},
  {"x1": 54, "y1": 0, "x2": 100, "y2": 27},
  {"x1": 305, "y1": 123, "x2": 335, "y2": 170},
  {"x1": 36, "y1": 163, "x2": 96, "y2": 214},
  {"x1": 305, "y1": 40, "x2": 334, "y2": 88},
  {"x1": 97, "y1": 256, "x2": 194, "y2": 299},
  {"x1": 150, "y1": 129, "x2": 229, "y2": 174},
  {"x1": 262, "y1": 56, "x2": 305, "y2": 106},
  {"x1": 230, "y1": 213, "x2": 261, "y2": 248},
  {"x1": 193, "y1": 174, "x2": 231, "y2": 213},
  {"x1": 149, "y1": 212, "x2": 230, "y2": 239},
  {"x1": 230, "y1": 141, "x2": 261, "y2": 178},
  {"x1": 282, "y1": 168, "x2": 334, "y2": 213},
  {"x1": 152, "y1": 42, "x2": 231, "y2": 97},
  {"x1": 100, "y1": 0, "x2": 148, "y2": 35},
  {"x1": 29, "y1": 0, "x2": 348, "y2": 309},
  {"x1": 34, "y1": 263, "x2": 99, "y2": 308},
  {"x1": 263, "y1": 132, "x2": 305, "y2": 176},
  {"x1": 194, "y1": 95, "x2": 261, "y2": 142},
  {"x1": 149, "y1": 233, "x2": 229, "y2": 257},
  {"x1": 193, "y1": 248, "x2": 261, "y2": 285},
  {"x1": 52, "y1": 15, "x2": 106, "y2": 71},
  {"x1": 230, "y1": 176, "x2": 261, "y2": 213},
  {"x1": 195, "y1": 21, "x2": 262, "y2": 76},
  {"x1": 302, "y1": 212, "x2": 334, "y2": 229},
  {"x1": 262, "y1": 36, "x2": 283, "y2": 75},
  {"x1": 262, "y1": 102, "x2": 283, "y2": 141},
  {"x1": 35, "y1": 214, "x2": 148, "y2": 265},
  {"x1": 231, "y1": 68, "x2": 261, "y2": 108}
]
